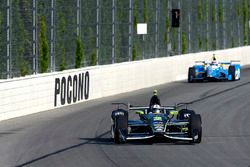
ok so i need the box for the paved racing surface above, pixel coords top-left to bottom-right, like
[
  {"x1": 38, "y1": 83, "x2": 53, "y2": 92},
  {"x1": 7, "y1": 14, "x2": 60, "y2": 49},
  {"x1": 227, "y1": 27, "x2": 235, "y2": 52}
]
[{"x1": 1, "y1": 67, "x2": 250, "y2": 167}]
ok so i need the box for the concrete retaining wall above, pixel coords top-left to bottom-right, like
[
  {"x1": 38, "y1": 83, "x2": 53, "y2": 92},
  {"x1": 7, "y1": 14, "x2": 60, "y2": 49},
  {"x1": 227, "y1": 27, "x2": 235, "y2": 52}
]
[{"x1": 1, "y1": 47, "x2": 250, "y2": 121}]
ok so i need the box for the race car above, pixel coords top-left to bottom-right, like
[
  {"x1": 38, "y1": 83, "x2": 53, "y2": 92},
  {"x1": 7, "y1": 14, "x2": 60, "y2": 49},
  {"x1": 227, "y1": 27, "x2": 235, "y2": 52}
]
[
  {"x1": 111, "y1": 103, "x2": 202, "y2": 144},
  {"x1": 188, "y1": 60, "x2": 241, "y2": 82}
]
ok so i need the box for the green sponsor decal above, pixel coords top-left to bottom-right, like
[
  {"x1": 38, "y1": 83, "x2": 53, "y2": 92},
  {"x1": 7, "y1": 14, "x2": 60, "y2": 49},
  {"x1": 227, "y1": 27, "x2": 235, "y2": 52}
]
[{"x1": 153, "y1": 116, "x2": 162, "y2": 121}]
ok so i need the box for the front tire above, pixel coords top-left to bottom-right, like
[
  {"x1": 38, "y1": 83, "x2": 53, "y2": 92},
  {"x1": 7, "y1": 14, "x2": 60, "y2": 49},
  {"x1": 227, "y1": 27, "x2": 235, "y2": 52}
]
[
  {"x1": 228, "y1": 66, "x2": 235, "y2": 81},
  {"x1": 188, "y1": 67, "x2": 195, "y2": 83},
  {"x1": 111, "y1": 109, "x2": 128, "y2": 144},
  {"x1": 189, "y1": 114, "x2": 202, "y2": 143}
]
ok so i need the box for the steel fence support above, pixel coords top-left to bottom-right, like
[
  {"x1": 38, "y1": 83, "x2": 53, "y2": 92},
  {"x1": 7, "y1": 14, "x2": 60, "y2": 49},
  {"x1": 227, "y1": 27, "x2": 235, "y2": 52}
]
[
  {"x1": 167, "y1": 0, "x2": 171, "y2": 56},
  {"x1": 96, "y1": 0, "x2": 100, "y2": 65},
  {"x1": 188, "y1": 2, "x2": 191, "y2": 53},
  {"x1": 6, "y1": 0, "x2": 11, "y2": 78},
  {"x1": 129, "y1": 0, "x2": 132, "y2": 61},
  {"x1": 222, "y1": 0, "x2": 226, "y2": 49},
  {"x1": 112, "y1": 0, "x2": 115, "y2": 63},
  {"x1": 206, "y1": 0, "x2": 209, "y2": 51},
  {"x1": 178, "y1": 0, "x2": 181, "y2": 55},
  {"x1": 32, "y1": 0, "x2": 37, "y2": 74},
  {"x1": 50, "y1": 0, "x2": 55, "y2": 72},
  {"x1": 77, "y1": 0, "x2": 81, "y2": 37},
  {"x1": 155, "y1": 0, "x2": 158, "y2": 58}
]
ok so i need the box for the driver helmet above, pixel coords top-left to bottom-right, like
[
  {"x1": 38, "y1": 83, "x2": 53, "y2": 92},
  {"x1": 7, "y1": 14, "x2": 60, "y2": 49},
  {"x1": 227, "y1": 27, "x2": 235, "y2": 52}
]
[
  {"x1": 153, "y1": 89, "x2": 158, "y2": 95},
  {"x1": 212, "y1": 54, "x2": 216, "y2": 61},
  {"x1": 152, "y1": 104, "x2": 161, "y2": 114}
]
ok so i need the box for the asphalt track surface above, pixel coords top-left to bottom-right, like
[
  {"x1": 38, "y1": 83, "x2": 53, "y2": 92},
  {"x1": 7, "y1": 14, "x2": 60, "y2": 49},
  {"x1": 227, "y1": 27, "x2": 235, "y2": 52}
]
[{"x1": 1, "y1": 67, "x2": 250, "y2": 167}]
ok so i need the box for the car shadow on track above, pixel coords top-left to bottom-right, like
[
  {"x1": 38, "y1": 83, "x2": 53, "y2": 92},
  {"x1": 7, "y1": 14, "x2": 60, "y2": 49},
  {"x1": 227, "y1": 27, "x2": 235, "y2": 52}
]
[
  {"x1": 16, "y1": 131, "x2": 111, "y2": 167},
  {"x1": 16, "y1": 131, "x2": 195, "y2": 166}
]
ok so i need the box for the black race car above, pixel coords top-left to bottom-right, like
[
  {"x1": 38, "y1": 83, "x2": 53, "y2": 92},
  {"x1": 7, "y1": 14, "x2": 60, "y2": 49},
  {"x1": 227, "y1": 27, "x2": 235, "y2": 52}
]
[{"x1": 111, "y1": 103, "x2": 202, "y2": 144}]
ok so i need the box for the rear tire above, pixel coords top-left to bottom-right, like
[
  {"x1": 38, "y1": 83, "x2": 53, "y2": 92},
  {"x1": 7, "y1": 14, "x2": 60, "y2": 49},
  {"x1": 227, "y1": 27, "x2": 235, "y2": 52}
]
[{"x1": 178, "y1": 109, "x2": 195, "y2": 120}]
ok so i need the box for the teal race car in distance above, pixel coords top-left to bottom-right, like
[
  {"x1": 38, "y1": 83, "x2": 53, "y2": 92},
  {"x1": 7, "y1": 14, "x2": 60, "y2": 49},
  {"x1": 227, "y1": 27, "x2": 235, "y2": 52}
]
[{"x1": 188, "y1": 60, "x2": 240, "y2": 82}]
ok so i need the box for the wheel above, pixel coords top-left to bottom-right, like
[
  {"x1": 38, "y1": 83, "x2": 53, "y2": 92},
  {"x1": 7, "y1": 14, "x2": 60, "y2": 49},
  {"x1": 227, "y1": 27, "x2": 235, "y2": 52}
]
[
  {"x1": 178, "y1": 109, "x2": 195, "y2": 120},
  {"x1": 111, "y1": 109, "x2": 128, "y2": 144},
  {"x1": 188, "y1": 67, "x2": 195, "y2": 83},
  {"x1": 189, "y1": 114, "x2": 202, "y2": 143},
  {"x1": 228, "y1": 66, "x2": 235, "y2": 81}
]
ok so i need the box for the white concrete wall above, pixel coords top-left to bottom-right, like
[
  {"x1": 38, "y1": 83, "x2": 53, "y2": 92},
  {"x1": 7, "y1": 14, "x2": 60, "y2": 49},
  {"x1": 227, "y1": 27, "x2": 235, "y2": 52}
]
[{"x1": 1, "y1": 47, "x2": 250, "y2": 121}]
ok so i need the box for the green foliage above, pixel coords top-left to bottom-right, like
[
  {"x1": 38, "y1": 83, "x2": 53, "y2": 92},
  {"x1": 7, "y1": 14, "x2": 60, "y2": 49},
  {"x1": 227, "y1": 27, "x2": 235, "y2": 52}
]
[
  {"x1": 90, "y1": 50, "x2": 97, "y2": 66},
  {"x1": 231, "y1": 37, "x2": 235, "y2": 48},
  {"x1": 218, "y1": 0, "x2": 223, "y2": 23},
  {"x1": 75, "y1": 37, "x2": 84, "y2": 68},
  {"x1": 211, "y1": 4, "x2": 215, "y2": 22},
  {"x1": 205, "y1": 0, "x2": 208, "y2": 18},
  {"x1": 172, "y1": 29, "x2": 177, "y2": 53},
  {"x1": 11, "y1": 0, "x2": 32, "y2": 77},
  {"x1": 143, "y1": 0, "x2": 147, "y2": 22},
  {"x1": 212, "y1": 42, "x2": 216, "y2": 50},
  {"x1": 181, "y1": 32, "x2": 187, "y2": 54},
  {"x1": 59, "y1": 48, "x2": 66, "y2": 71},
  {"x1": 57, "y1": 10, "x2": 66, "y2": 71},
  {"x1": 0, "y1": 12, "x2": 3, "y2": 27},
  {"x1": 39, "y1": 16, "x2": 49, "y2": 73},
  {"x1": 237, "y1": 4, "x2": 241, "y2": 17},
  {"x1": 18, "y1": 48, "x2": 29, "y2": 76},
  {"x1": 132, "y1": 45, "x2": 137, "y2": 61},
  {"x1": 198, "y1": 37, "x2": 202, "y2": 50},
  {"x1": 20, "y1": 60, "x2": 29, "y2": 76},
  {"x1": 198, "y1": 0, "x2": 203, "y2": 21},
  {"x1": 248, "y1": 3, "x2": 250, "y2": 44},
  {"x1": 205, "y1": 38, "x2": 208, "y2": 51},
  {"x1": 242, "y1": 0, "x2": 247, "y2": 45},
  {"x1": 133, "y1": 0, "x2": 137, "y2": 29},
  {"x1": 164, "y1": 17, "x2": 170, "y2": 43}
]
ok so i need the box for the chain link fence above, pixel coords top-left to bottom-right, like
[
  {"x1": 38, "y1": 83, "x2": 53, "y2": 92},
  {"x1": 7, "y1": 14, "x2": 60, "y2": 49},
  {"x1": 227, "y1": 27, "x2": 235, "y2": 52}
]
[{"x1": 0, "y1": 0, "x2": 249, "y2": 79}]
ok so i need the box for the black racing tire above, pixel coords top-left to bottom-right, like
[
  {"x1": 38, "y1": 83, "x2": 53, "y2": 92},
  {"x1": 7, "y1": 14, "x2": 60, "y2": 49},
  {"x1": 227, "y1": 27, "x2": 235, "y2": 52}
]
[
  {"x1": 178, "y1": 109, "x2": 195, "y2": 120},
  {"x1": 111, "y1": 109, "x2": 128, "y2": 144},
  {"x1": 188, "y1": 67, "x2": 195, "y2": 83},
  {"x1": 189, "y1": 114, "x2": 202, "y2": 143},
  {"x1": 229, "y1": 66, "x2": 236, "y2": 81}
]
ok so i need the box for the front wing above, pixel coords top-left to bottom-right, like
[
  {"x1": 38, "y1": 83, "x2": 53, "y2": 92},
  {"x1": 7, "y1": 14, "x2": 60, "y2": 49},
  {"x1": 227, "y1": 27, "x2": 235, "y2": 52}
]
[{"x1": 126, "y1": 121, "x2": 193, "y2": 141}]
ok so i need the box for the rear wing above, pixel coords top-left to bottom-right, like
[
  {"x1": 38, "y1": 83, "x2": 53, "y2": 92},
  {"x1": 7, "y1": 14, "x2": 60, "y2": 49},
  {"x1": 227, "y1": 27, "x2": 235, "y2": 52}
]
[
  {"x1": 111, "y1": 102, "x2": 130, "y2": 110},
  {"x1": 175, "y1": 102, "x2": 192, "y2": 109},
  {"x1": 194, "y1": 61, "x2": 211, "y2": 65},
  {"x1": 111, "y1": 102, "x2": 192, "y2": 115},
  {"x1": 219, "y1": 60, "x2": 240, "y2": 65},
  {"x1": 195, "y1": 61, "x2": 206, "y2": 64}
]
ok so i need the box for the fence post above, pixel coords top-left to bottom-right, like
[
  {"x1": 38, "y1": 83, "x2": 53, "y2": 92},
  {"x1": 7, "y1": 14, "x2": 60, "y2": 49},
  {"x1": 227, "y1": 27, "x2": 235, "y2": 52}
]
[
  {"x1": 6, "y1": 0, "x2": 11, "y2": 78},
  {"x1": 167, "y1": 0, "x2": 171, "y2": 56},
  {"x1": 50, "y1": 0, "x2": 55, "y2": 72},
  {"x1": 96, "y1": 0, "x2": 100, "y2": 65},
  {"x1": 77, "y1": 0, "x2": 81, "y2": 37},
  {"x1": 178, "y1": 0, "x2": 181, "y2": 55},
  {"x1": 206, "y1": 0, "x2": 209, "y2": 51},
  {"x1": 188, "y1": 2, "x2": 191, "y2": 53},
  {"x1": 112, "y1": 0, "x2": 115, "y2": 63},
  {"x1": 222, "y1": 0, "x2": 226, "y2": 49},
  {"x1": 155, "y1": 0, "x2": 158, "y2": 58},
  {"x1": 32, "y1": 0, "x2": 37, "y2": 74},
  {"x1": 129, "y1": 0, "x2": 132, "y2": 61}
]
